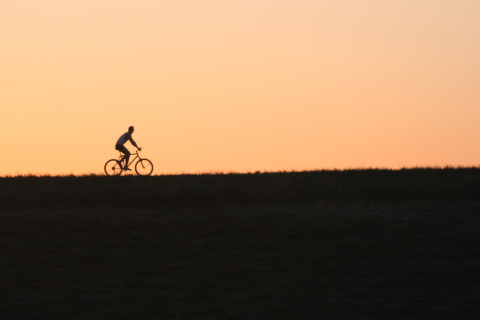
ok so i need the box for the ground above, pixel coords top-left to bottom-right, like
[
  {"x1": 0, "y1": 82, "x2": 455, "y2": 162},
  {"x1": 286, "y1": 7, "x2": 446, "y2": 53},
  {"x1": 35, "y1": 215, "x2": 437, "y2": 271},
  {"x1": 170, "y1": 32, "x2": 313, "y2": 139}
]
[{"x1": 2, "y1": 200, "x2": 480, "y2": 319}]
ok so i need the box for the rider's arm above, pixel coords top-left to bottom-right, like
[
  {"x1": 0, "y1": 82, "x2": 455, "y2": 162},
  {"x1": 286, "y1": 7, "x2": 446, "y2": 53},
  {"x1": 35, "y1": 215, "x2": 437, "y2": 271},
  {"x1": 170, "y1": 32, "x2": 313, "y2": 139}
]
[{"x1": 129, "y1": 137, "x2": 140, "y2": 149}]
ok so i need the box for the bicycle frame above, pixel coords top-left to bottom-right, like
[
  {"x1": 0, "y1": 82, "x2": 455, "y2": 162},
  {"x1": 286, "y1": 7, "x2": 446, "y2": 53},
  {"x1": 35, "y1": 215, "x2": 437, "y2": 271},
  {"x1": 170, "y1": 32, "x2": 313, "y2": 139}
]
[{"x1": 118, "y1": 151, "x2": 142, "y2": 168}]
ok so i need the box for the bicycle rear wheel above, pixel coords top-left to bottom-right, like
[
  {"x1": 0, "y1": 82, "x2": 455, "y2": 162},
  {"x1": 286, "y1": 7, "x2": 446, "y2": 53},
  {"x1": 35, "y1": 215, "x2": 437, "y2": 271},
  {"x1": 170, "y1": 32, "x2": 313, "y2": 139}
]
[
  {"x1": 135, "y1": 159, "x2": 153, "y2": 176},
  {"x1": 105, "y1": 159, "x2": 123, "y2": 176}
]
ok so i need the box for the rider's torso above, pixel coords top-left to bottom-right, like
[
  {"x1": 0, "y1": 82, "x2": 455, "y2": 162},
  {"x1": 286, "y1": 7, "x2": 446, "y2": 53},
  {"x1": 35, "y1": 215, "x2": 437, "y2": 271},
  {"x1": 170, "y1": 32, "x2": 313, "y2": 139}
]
[{"x1": 116, "y1": 132, "x2": 131, "y2": 145}]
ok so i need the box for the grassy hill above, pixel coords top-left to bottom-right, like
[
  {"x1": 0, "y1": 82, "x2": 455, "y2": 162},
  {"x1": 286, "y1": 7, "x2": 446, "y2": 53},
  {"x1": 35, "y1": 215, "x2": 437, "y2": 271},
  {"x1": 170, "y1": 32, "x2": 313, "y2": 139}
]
[
  {"x1": 2, "y1": 168, "x2": 480, "y2": 319},
  {"x1": 2, "y1": 167, "x2": 480, "y2": 207}
]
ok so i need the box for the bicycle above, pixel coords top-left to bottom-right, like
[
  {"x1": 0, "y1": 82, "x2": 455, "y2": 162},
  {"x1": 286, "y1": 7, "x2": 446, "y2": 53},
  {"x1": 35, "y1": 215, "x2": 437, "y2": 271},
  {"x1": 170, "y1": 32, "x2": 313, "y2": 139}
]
[{"x1": 104, "y1": 149, "x2": 154, "y2": 176}]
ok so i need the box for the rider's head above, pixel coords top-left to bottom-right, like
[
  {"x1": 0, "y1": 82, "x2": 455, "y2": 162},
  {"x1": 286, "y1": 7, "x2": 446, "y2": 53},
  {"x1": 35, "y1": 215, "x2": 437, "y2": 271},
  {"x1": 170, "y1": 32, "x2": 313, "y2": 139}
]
[{"x1": 128, "y1": 126, "x2": 134, "y2": 133}]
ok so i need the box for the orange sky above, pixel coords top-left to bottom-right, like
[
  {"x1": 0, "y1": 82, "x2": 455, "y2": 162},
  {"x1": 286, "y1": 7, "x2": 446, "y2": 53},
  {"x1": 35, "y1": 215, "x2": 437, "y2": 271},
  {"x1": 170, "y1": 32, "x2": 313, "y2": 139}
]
[{"x1": 2, "y1": 1, "x2": 480, "y2": 175}]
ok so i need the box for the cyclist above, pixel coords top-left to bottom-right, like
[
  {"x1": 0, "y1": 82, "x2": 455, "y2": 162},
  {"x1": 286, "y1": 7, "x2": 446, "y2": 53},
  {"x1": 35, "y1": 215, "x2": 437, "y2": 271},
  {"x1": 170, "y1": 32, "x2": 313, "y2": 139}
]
[{"x1": 115, "y1": 126, "x2": 141, "y2": 171}]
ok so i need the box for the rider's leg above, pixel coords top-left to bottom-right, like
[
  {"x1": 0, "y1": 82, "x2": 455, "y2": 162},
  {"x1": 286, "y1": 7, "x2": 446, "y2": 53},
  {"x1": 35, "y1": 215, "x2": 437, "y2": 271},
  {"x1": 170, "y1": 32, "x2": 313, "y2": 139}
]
[
  {"x1": 121, "y1": 147, "x2": 131, "y2": 168},
  {"x1": 115, "y1": 144, "x2": 131, "y2": 168}
]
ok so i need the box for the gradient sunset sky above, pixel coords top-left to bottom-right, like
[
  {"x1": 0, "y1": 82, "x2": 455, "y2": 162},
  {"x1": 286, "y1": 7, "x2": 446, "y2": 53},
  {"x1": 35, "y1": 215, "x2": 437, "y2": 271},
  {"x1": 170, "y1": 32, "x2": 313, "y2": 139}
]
[{"x1": 2, "y1": 1, "x2": 479, "y2": 175}]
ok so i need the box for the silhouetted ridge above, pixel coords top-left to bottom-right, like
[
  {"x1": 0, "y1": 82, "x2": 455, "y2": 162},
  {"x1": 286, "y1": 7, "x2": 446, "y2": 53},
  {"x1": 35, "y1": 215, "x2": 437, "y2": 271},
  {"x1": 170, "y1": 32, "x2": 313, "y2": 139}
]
[{"x1": 1, "y1": 168, "x2": 480, "y2": 207}]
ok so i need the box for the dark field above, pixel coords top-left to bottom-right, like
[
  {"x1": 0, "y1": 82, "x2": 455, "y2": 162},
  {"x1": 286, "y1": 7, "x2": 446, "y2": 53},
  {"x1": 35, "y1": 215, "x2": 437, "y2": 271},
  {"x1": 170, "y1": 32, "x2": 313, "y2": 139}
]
[{"x1": 2, "y1": 169, "x2": 480, "y2": 319}]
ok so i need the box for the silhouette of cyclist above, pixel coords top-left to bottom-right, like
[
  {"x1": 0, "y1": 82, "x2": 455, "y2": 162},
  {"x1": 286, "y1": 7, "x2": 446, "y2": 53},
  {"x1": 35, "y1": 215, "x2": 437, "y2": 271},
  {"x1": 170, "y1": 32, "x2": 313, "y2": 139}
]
[{"x1": 115, "y1": 126, "x2": 141, "y2": 171}]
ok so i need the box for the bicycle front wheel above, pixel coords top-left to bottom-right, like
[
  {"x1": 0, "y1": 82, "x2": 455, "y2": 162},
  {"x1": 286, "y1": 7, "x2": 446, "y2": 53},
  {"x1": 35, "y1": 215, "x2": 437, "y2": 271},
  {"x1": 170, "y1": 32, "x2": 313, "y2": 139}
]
[
  {"x1": 135, "y1": 159, "x2": 153, "y2": 176},
  {"x1": 105, "y1": 159, "x2": 123, "y2": 176}
]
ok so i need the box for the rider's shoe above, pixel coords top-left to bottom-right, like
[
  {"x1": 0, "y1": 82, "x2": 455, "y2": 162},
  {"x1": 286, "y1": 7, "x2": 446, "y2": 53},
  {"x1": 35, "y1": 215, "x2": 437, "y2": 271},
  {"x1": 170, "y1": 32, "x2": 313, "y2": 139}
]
[{"x1": 124, "y1": 167, "x2": 132, "y2": 171}]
